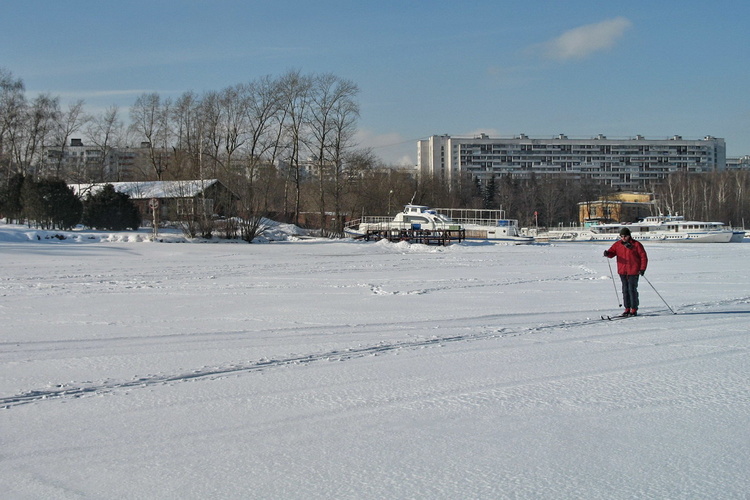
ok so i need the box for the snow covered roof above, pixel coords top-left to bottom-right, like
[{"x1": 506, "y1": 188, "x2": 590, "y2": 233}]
[{"x1": 69, "y1": 180, "x2": 221, "y2": 200}]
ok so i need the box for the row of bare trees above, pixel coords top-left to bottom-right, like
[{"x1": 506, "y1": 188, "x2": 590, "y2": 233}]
[
  {"x1": 1, "y1": 68, "x2": 369, "y2": 235},
  {"x1": 653, "y1": 170, "x2": 750, "y2": 227},
  {"x1": 3, "y1": 66, "x2": 750, "y2": 234},
  {"x1": 0, "y1": 68, "x2": 89, "y2": 182},
  {"x1": 123, "y1": 70, "x2": 365, "y2": 235}
]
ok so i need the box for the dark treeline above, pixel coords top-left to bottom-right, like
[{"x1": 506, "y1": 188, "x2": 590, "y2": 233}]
[
  {"x1": 2, "y1": 173, "x2": 142, "y2": 232},
  {"x1": 2, "y1": 67, "x2": 749, "y2": 234},
  {"x1": 2, "y1": 174, "x2": 82, "y2": 230}
]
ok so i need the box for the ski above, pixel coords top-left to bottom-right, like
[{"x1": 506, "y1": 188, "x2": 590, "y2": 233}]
[{"x1": 601, "y1": 315, "x2": 632, "y2": 321}]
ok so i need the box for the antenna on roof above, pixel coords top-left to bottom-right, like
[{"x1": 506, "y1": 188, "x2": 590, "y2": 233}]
[{"x1": 410, "y1": 192, "x2": 416, "y2": 204}]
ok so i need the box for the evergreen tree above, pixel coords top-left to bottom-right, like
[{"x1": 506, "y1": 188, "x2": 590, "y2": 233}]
[
  {"x1": 0, "y1": 173, "x2": 25, "y2": 223},
  {"x1": 483, "y1": 176, "x2": 496, "y2": 210},
  {"x1": 38, "y1": 179, "x2": 83, "y2": 230},
  {"x1": 21, "y1": 176, "x2": 44, "y2": 227},
  {"x1": 17, "y1": 177, "x2": 82, "y2": 229},
  {"x1": 83, "y1": 184, "x2": 141, "y2": 230}
]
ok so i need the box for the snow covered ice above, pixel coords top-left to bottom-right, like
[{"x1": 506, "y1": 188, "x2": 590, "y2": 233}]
[{"x1": 1, "y1": 224, "x2": 748, "y2": 499}]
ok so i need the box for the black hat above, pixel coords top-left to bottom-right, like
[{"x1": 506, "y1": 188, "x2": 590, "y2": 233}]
[{"x1": 619, "y1": 227, "x2": 631, "y2": 236}]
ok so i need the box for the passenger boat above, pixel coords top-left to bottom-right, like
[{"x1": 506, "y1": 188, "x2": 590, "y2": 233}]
[
  {"x1": 544, "y1": 215, "x2": 741, "y2": 243},
  {"x1": 344, "y1": 204, "x2": 462, "y2": 238},
  {"x1": 345, "y1": 205, "x2": 533, "y2": 244}
]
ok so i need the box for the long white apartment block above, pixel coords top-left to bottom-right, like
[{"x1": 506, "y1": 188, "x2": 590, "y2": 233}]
[{"x1": 417, "y1": 134, "x2": 726, "y2": 189}]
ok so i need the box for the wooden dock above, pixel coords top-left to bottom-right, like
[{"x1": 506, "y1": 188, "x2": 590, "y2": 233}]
[{"x1": 362, "y1": 228, "x2": 465, "y2": 245}]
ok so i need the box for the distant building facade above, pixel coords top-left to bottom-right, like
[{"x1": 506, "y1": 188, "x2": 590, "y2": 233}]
[
  {"x1": 726, "y1": 155, "x2": 750, "y2": 170},
  {"x1": 44, "y1": 139, "x2": 147, "y2": 182},
  {"x1": 578, "y1": 192, "x2": 655, "y2": 225},
  {"x1": 417, "y1": 134, "x2": 727, "y2": 190}
]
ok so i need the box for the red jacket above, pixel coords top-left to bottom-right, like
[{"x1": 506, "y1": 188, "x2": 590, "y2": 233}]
[{"x1": 605, "y1": 238, "x2": 648, "y2": 276}]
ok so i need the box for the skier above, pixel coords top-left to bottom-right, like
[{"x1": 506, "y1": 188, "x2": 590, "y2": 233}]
[{"x1": 603, "y1": 227, "x2": 648, "y2": 317}]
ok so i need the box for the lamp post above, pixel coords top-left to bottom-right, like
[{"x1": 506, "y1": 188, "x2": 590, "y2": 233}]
[{"x1": 149, "y1": 198, "x2": 159, "y2": 240}]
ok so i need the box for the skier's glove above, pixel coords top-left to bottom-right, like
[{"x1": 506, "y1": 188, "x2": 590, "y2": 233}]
[
  {"x1": 603, "y1": 250, "x2": 609, "y2": 257},
  {"x1": 639, "y1": 270, "x2": 645, "y2": 276}
]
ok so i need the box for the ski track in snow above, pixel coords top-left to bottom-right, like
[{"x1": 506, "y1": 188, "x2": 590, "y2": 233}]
[
  {"x1": 0, "y1": 266, "x2": 600, "y2": 298},
  {"x1": 3, "y1": 296, "x2": 747, "y2": 409}
]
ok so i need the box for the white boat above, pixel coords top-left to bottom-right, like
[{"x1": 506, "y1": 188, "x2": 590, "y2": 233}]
[
  {"x1": 543, "y1": 215, "x2": 741, "y2": 243},
  {"x1": 345, "y1": 205, "x2": 533, "y2": 244},
  {"x1": 434, "y1": 208, "x2": 533, "y2": 244},
  {"x1": 344, "y1": 204, "x2": 462, "y2": 237}
]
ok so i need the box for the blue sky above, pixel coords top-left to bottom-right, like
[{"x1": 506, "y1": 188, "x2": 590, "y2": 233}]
[{"x1": 2, "y1": 0, "x2": 748, "y2": 165}]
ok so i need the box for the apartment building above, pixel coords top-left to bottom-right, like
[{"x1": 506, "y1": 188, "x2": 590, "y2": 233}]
[
  {"x1": 726, "y1": 155, "x2": 750, "y2": 170},
  {"x1": 44, "y1": 139, "x2": 143, "y2": 182},
  {"x1": 417, "y1": 134, "x2": 726, "y2": 189}
]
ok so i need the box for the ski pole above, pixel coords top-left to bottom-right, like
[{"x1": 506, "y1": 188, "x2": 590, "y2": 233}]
[
  {"x1": 642, "y1": 274, "x2": 676, "y2": 314},
  {"x1": 606, "y1": 258, "x2": 622, "y2": 307}
]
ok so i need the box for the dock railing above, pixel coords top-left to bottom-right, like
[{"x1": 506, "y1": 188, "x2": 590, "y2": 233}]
[{"x1": 435, "y1": 208, "x2": 505, "y2": 227}]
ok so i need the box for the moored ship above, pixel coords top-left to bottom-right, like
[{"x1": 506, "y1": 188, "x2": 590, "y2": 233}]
[{"x1": 541, "y1": 215, "x2": 742, "y2": 243}]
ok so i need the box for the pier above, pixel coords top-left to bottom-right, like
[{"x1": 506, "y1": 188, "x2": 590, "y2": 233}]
[{"x1": 361, "y1": 228, "x2": 465, "y2": 245}]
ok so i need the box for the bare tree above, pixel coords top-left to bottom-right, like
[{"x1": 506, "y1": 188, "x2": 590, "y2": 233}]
[
  {"x1": 242, "y1": 76, "x2": 283, "y2": 214},
  {"x1": 198, "y1": 90, "x2": 223, "y2": 179},
  {"x1": 170, "y1": 91, "x2": 215, "y2": 237},
  {"x1": 0, "y1": 69, "x2": 26, "y2": 181},
  {"x1": 733, "y1": 171, "x2": 748, "y2": 227},
  {"x1": 172, "y1": 91, "x2": 201, "y2": 178},
  {"x1": 256, "y1": 77, "x2": 290, "y2": 215},
  {"x1": 321, "y1": 76, "x2": 359, "y2": 235},
  {"x1": 130, "y1": 93, "x2": 172, "y2": 180},
  {"x1": 218, "y1": 84, "x2": 249, "y2": 175},
  {"x1": 244, "y1": 77, "x2": 282, "y2": 165},
  {"x1": 20, "y1": 93, "x2": 60, "y2": 178},
  {"x1": 52, "y1": 99, "x2": 87, "y2": 178},
  {"x1": 84, "y1": 105, "x2": 124, "y2": 181},
  {"x1": 276, "y1": 70, "x2": 312, "y2": 224}
]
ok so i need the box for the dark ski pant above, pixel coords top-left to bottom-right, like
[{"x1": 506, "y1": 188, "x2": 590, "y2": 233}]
[{"x1": 619, "y1": 274, "x2": 640, "y2": 310}]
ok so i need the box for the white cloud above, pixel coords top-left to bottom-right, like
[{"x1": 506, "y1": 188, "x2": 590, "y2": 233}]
[
  {"x1": 355, "y1": 129, "x2": 416, "y2": 166},
  {"x1": 541, "y1": 17, "x2": 632, "y2": 61},
  {"x1": 355, "y1": 129, "x2": 404, "y2": 148}
]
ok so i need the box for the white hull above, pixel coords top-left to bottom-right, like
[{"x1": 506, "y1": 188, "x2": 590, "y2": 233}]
[
  {"x1": 462, "y1": 224, "x2": 534, "y2": 244},
  {"x1": 544, "y1": 230, "x2": 735, "y2": 243},
  {"x1": 541, "y1": 215, "x2": 741, "y2": 243}
]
